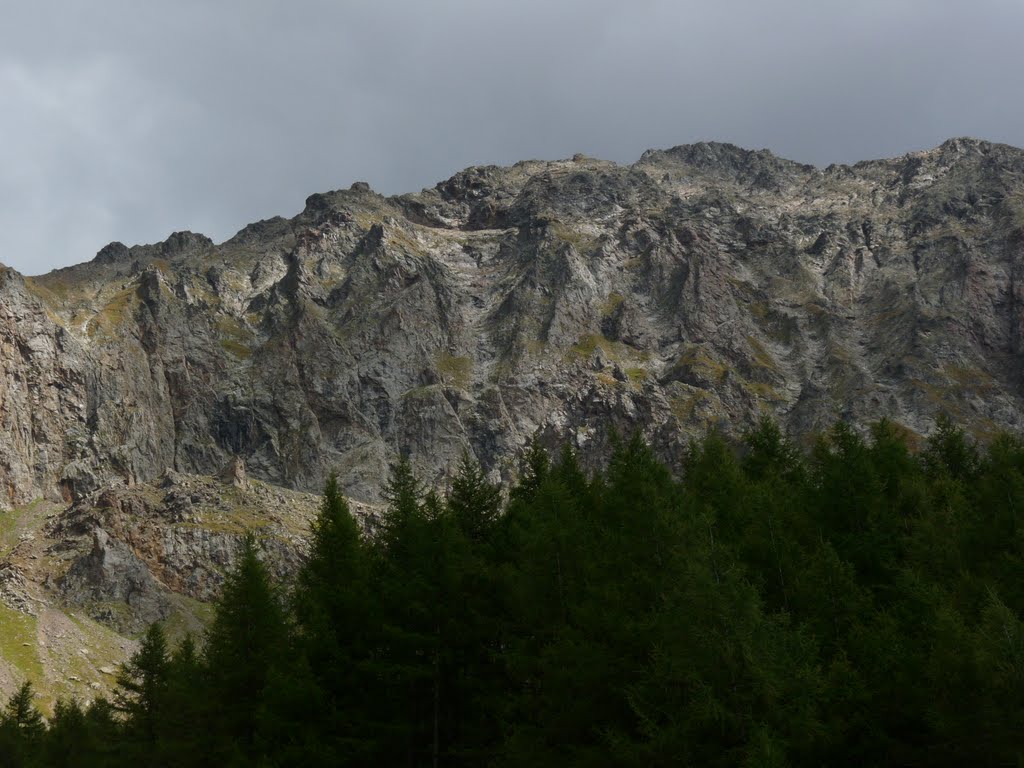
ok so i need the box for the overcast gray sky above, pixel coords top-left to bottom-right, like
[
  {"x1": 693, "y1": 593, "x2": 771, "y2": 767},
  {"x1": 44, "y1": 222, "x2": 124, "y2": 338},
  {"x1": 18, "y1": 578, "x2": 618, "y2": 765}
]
[{"x1": 2, "y1": 0, "x2": 1022, "y2": 274}]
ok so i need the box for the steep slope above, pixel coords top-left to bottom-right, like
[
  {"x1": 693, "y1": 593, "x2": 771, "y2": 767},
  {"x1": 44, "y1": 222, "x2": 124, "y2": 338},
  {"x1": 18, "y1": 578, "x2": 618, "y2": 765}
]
[
  {"x1": 4, "y1": 138, "x2": 1023, "y2": 509},
  {"x1": 2, "y1": 136, "x2": 1024, "y2": 700},
  {"x1": 0, "y1": 467, "x2": 339, "y2": 709}
]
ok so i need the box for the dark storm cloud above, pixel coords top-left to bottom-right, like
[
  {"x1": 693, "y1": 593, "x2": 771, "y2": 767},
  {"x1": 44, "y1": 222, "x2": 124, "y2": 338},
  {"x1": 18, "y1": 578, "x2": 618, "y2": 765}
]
[{"x1": 2, "y1": 0, "x2": 1022, "y2": 274}]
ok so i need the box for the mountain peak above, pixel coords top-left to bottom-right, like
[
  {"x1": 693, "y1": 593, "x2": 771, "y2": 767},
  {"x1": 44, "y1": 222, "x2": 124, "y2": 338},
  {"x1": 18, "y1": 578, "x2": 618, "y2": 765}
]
[{"x1": 93, "y1": 241, "x2": 131, "y2": 265}]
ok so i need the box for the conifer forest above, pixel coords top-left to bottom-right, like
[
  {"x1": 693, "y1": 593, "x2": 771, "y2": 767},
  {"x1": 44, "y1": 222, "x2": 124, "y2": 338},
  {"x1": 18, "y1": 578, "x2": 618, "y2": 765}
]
[{"x1": 2, "y1": 418, "x2": 1022, "y2": 767}]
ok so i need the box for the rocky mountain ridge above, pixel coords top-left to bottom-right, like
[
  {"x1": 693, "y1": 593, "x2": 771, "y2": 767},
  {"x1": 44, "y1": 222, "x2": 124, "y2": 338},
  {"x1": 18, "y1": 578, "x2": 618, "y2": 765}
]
[
  {"x1": 1, "y1": 136, "x2": 1024, "y2": 701},
  {"x1": 4, "y1": 136, "x2": 1023, "y2": 509}
]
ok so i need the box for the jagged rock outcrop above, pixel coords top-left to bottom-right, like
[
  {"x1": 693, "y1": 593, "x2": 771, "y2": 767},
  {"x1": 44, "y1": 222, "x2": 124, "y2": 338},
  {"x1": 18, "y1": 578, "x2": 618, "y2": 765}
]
[
  {"x1": 0, "y1": 138, "x2": 1022, "y2": 509},
  {"x1": 0, "y1": 470, "x2": 341, "y2": 702},
  {"x1": 60, "y1": 527, "x2": 171, "y2": 630},
  {"x1": 49, "y1": 471, "x2": 329, "y2": 627},
  {"x1": 219, "y1": 456, "x2": 248, "y2": 489},
  {"x1": 0, "y1": 267, "x2": 89, "y2": 507}
]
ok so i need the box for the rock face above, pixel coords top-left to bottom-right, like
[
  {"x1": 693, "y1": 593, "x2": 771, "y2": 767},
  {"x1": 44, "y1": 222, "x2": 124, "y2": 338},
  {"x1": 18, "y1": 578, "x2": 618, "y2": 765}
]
[
  {"x1": 1, "y1": 137, "x2": 1024, "y2": 507},
  {"x1": 49, "y1": 471, "x2": 327, "y2": 632},
  {"x1": 0, "y1": 470, "x2": 336, "y2": 704},
  {"x1": 60, "y1": 527, "x2": 171, "y2": 630}
]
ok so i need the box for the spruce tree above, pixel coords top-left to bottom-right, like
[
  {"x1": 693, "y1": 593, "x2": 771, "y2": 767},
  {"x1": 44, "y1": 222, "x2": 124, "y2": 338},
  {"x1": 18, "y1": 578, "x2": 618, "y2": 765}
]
[
  {"x1": 922, "y1": 413, "x2": 980, "y2": 481},
  {"x1": 43, "y1": 699, "x2": 88, "y2": 768},
  {"x1": 370, "y1": 455, "x2": 505, "y2": 765},
  {"x1": 3, "y1": 681, "x2": 44, "y2": 740},
  {"x1": 204, "y1": 534, "x2": 288, "y2": 763},
  {"x1": 82, "y1": 698, "x2": 121, "y2": 767},
  {"x1": 369, "y1": 461, "x2": 451, "y2": 765},
  {"x1": 0, "y1": 680, "x2": 44, "y2": 767},
  {"x1": 274, "y1": 473, "x2": 372, "y2": 765},
  {"x1": 114, "y1": 623, "x2": 170, "y2": 750},
  {"x1": 296, "y1": 474, "x2": 366, "y2": 623},
  {"x1": 152, "y1": 634, "x2": 207, "y2": 767},
  {"x1": 380, "y1": 454, "x2": 424, "y2": 544},
  {"x1": 448, "y1": 452, "x2": 501, "y2": 545},
  {"x1": 509, "y1": 436, "x2": 550, "y2": 506}
]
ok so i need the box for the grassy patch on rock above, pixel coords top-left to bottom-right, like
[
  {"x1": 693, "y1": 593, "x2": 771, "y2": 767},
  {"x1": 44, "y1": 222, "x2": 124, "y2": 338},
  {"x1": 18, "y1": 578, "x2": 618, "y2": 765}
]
[
  {"x1": 747, "y1": 336, "x2": 778, "y2": 372},
  {"x1": 87, "y1": 288, "x2": 138, "y2": 339},
  {"x1": 626, "y1": 367, "x2": 648, "y2": 386},
  {"x1": 549, "y1": 222, "x2": 600, "y2": 252},
  {"x1": 0, "y1": 605, "x2": 42, "y2": 681},
  {"x1": 437, "y1": 352, "x2": 473, "y2": 389},
  {"x1": 669, "y1": 346, "x2": 729, "y2": 384},
  {"x1": 216, "y1": 315, "x2": 257, "y2": 360},
  {"x1": 220, "y1": 339, "x2": 253, "y2": 360},
  {"x1": 600, "y1": 292, "x2": 625, "y2": 317},
  {"x1": 669, "y1": 389, "x2": 711, "y2": 422},
  {"x1": 0, "y1": 498, "x2": 46, "y2": 557}
]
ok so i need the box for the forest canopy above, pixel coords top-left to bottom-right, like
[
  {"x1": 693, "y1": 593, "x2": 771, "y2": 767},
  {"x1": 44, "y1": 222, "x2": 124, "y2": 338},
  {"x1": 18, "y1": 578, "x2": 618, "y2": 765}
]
[{"x1": 2, "y1": 417, "x2": 1022, "y2": 767}]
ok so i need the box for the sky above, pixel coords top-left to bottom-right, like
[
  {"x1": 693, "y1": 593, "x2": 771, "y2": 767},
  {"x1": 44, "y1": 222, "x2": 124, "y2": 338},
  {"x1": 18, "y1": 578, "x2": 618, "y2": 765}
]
[{"x1": 2, "y1": 0, "x2": 1023, "y2": 275}]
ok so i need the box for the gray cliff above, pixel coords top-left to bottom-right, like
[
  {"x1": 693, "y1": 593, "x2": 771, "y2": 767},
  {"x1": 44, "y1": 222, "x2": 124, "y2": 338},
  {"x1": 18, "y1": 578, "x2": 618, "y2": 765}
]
[{"x1": 2, "y1": 137, "x2": 1024, "y2": 508}]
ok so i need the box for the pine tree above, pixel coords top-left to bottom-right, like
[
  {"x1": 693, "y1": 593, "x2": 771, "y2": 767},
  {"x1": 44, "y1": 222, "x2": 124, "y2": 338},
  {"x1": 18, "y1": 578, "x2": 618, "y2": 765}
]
[
  {"x1": 43, "y1": 697, "x2": 129, "y2": 768},
  {"x1": 0, "y1": 681, "x2": 45, "y2": 768},
  {"x1": 153, "y1": 634, "x2": 207, "y2": 767},
  {"x1": 272, "y1": 474, "x2": 372, "y2": 765},
  {"x1": 923, "y1": 413, "x2": 980, "y2": 481},
  {"x1": 742, "y1": 416, "x2": 803, "y2": 483},
  {"x1": 44, "y1": 699, "x2": 93, "y2": 768},
  {"x1": 740, "y1": 418, "x2": 808, "y2": 612},
  {"x1": 368, "y1": 455, "x2": 507, "y2": 766},
  {"x1": 368, "y1": 461, "x2": 452, "y2": 766},
  {"x1": 297, "y1": 473, "x2": 366, "y2": 632},
  {"x1": 448, "y1": 452, "x2": 502, "y2": 545},
  {"x1": 380, "y1": 454, "x2": 424, "y2": 543},
  {"x1": 204, "y1": 534, "x2": 288, "y2": 763},
  {"x1": 501, "y1": 440, "x2": 647, "y2": 766},
  {"x1": 3, "y1": 681, "x2": 44, "y2": 740},
  {"x1": 82, "y1": 698, "x2": 121, "y2": 767},
  {"x1": 115, "y1": 623, "x2": 170, "y2": 749},
  {"x1": 509, "y1": 436, "x2": 550, "y2": 506}
]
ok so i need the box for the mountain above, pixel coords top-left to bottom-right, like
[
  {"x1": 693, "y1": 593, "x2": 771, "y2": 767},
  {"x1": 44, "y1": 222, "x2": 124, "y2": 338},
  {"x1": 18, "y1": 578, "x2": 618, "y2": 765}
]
[{"x1": 2, "y1": 137, "x2": 1024, "y2": 702}]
